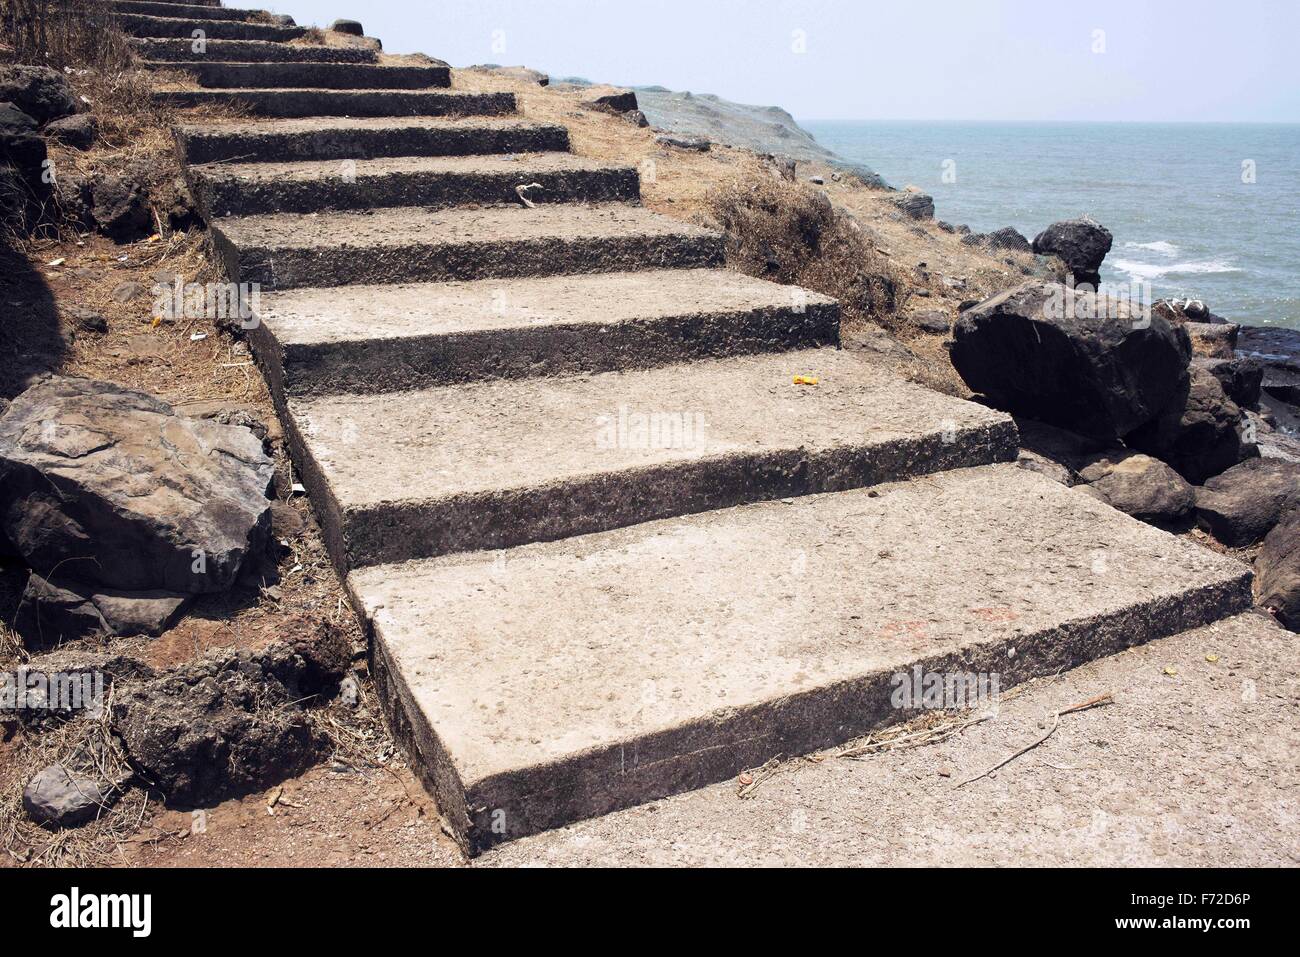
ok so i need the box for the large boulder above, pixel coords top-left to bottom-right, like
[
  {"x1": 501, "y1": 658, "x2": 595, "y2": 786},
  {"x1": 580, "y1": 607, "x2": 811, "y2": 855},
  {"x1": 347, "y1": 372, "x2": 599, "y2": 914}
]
[
  {"x1": 330, "y1": 19, "x2": 365, "y2": 35},
  {"x1": 0, "y1": 101, "x2": 38, "y2": 136},
  {"x1": 44, "y1": 113, "x2": 97, "y2": 150},
  {"x1": 1194, "y1": 458, "x2": 1300, "y2": 547},
  {"x1": 887, "y1": 188, "x2": 934, "y2": 220},
  {"x1": 90, "y1": 171, "x2": 151, "y2": 242},
  {"x1": 1076, "y1": 452, "x2": 1194, "y2": 523},
  {"x1": 1032, "y1": 217, "x2": 1113, "y2": 288},
  {"x1": 584, "y1": 91, "x2": 639, "y2": 114},
  {"x1": 0, "y1": 66, "x2": 78, "y2": 126},
  {"x1": 0, "y1": 377, "x2": 274, "y2": 597},
  {"x1": 1255, "y1": 509, "x2": 1300, "y2": 631},
  {"x1": 951, "y1": 281, "x2": 1191, "y2": 442},
  {"x1": 1127, "y1": 365, "x2": 1258, "y2": 484},
  {"x1": 985, "y1": 226, "x2": 1032, "y2": 252}
]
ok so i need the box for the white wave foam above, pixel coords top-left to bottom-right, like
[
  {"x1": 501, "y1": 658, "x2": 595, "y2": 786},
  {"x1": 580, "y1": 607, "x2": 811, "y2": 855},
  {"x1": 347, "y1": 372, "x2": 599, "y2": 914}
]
[
  {"x1": 1123, "y1": 240, "x2": 1179, "y2": 255},
  {"x1": 1111, "y1": 258, "x2": 1243, "y2": 280}
]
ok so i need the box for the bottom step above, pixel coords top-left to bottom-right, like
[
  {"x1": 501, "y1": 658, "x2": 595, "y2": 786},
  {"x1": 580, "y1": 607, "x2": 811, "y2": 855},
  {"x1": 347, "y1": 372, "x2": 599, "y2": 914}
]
[{"x1": 351, "y1": 464, "x2": 1252, "y2": 854}]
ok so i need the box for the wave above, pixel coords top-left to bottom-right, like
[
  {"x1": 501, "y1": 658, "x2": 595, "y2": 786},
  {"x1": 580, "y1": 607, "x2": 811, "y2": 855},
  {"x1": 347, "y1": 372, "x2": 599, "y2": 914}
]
[
  {"x1": 1111, "y1": 258, "x2": 1245, "y2": 280},
  {"x1": 1123, "y1": 240, "x2": 1179, "y2": 255}
]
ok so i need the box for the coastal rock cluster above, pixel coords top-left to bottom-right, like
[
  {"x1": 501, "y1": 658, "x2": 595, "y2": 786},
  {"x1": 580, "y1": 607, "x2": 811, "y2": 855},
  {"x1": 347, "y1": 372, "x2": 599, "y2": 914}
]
[{"x1": 952, "y1": 218, "x2": 1300, "y2": 630}]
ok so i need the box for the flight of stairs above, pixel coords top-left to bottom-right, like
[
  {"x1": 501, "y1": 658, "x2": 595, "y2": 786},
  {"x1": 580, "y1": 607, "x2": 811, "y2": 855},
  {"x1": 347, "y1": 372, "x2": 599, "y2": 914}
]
[{"x1": 139, "y1": 0, "x2": 1255, "y2": 854}]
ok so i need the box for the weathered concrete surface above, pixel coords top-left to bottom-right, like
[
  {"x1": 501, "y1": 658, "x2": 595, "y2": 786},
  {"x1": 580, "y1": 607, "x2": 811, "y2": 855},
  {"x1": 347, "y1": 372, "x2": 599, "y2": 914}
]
[
  {"x1": 252, "y1": 269, "x2": 839, "y2": 397},
  {"x1": 212, "y1": 203, "x2": 725, "y2": 289},
  {"x1": 288, "y1": 349, "x2": 1018, "y2": 567},
  {"x1": 349, "y1": 464, "x2": 1251, "y2": 853},
  {"x1": 155, "y1": 89, "x2": 514, "y2": 119},
  {"x1": 191, "y1": 153, "x2": 640, "y2": 217},
  {"x1": 150, "y1": 61, "x2": 449, "y2": 91},
  {"x1": 134, "y1": 38, "x2": 377, "y2": 63},
  {"x1": 119, "y1": 13, "x2": 306, "y2": 41},
  {"x1": 176, "y1": 116, "x2": 568, "y2": 165},
  {"x1": 481, "y1": 611, "x2": 1296, "y2": 867}
]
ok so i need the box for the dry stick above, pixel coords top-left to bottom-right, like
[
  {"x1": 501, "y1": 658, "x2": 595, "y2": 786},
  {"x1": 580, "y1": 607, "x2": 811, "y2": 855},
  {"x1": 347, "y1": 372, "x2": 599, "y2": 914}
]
[{"x1": 955, "y1": 693, "x2": 1113, "y2": 788}]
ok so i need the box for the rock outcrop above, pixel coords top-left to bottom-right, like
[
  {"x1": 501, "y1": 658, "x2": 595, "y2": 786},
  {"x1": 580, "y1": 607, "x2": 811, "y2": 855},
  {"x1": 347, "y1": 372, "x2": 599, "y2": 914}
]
[
  {"x1": 1032, "y1": 217, "x2": 1113, "y2": 288},
  {"x1": 0, "y1": 377, "x2": 274, "y2": 647},
  {"x1": 1194, "y1": 458, "x2": 1300, "y2": 547},
  {"x1": 1076, "y1": 452, "x2": 1194, "y2": 523},
  {"x1": 1127, "y1": 365, "x2": 1257, "y2": 484},
  {"x1": 1256, "y1": 509, "x2": 1300, "y2": 631},
  {"x1": 951, "y1": 281, "x2": 1190, "y2": 442}
]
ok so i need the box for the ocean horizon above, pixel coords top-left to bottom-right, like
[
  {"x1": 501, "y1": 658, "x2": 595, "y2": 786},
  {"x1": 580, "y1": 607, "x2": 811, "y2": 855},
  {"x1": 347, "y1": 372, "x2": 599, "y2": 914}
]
[{"x1": 802, "y1": 120, "x2": 1300, "y2": 330}]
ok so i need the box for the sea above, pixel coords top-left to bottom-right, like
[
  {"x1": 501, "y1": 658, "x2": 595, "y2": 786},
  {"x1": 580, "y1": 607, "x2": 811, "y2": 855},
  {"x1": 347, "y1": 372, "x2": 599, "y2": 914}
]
[{"x1": 803, "y1": 121, "x2": 1300, "y2": 331}]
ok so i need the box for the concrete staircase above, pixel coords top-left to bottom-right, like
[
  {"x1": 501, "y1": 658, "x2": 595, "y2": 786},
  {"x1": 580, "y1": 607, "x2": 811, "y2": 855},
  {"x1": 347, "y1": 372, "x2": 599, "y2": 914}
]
[{"x1": 164, "y1": 7, "x2": 1255, "y2": 854}]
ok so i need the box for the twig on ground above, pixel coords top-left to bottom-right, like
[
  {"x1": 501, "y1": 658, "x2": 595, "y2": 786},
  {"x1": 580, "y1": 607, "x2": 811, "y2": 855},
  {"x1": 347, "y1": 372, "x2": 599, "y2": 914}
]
[{"x1": 955, "y1": 692, "x2": 1113, "y2": 788}]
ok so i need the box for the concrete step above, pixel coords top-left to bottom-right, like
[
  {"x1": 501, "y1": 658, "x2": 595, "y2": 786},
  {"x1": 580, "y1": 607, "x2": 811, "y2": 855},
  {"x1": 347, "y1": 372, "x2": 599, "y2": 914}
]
[
  {"x1": 133, "y1": 38, "x2": 378, "y2": 63},
  {"x1": 281, "y1": 348, "x2": 1018, "y2": 569},
  {"x1": 113, "y1": 0, "x2": 259, "y2": 20},
  {"x1": 147, "y1": 61, "x2": 449, "y2": 89},
  {"x1": 347, "y1": 462, "x2": 1252, "y2": 852},
  {"x1": 118, "y1": 12, "x2": 306, "y2": 40},
  {"x1": 251, "y1": 269, "x2": 840, "y2": 398},
  {"x1": 212, "y1": 203, "x2": 725, "y2": 290},
  {"x1": 177, "y1": 116, "x2": 569, "y2": 165},
  {"x1": 155, "y1": 88, "x2": 515, "y2": 118},
  {"x1": 191, "y1": 153, "x2": 640, "y2": 217}
]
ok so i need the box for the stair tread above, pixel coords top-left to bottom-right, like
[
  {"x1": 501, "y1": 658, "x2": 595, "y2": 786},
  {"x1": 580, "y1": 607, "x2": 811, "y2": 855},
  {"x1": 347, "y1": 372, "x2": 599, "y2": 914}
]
[
  {"x1": 179, "y1": 115, "x2": 554, "y2": 135},
  {"x1": 195, "y1": 152, "x2": 632, "y2": 186},
  {"x1": 132, "y1": 38, "x2": 377, "y2": 62},
  {"x1": 289, "y1": 348, "x2": 1006, "y2": 507},
  {"x1": 351, "y1": 462, "x2": 1250, "y2": 845},
  {"x1": 216, "y1": 202, "x2": 717, "y2": 252},
  {"x1": 258, "y1": 268, "x2": 834, "y2": 346}
]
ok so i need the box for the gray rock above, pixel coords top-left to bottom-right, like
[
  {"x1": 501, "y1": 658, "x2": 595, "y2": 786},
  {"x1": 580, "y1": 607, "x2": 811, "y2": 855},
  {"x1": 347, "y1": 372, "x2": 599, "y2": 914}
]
[
  {"x1": 913, "y1": 310, "x2": 950, "y2": 334},
  {"x1": 1194, "y1": 458, "x2": 1300, "y2": 547},
  {"x1": 1016, "y1": 450, "x2": 1074, "y2": 486},
  {"x1": 15, "y1": 573, "x2": 192, "y2": 650},
  {"x1": 0, "y1": 100, "x2": 38, "y2": 135},
  {"x1": 23, "y1": 764, "x2": 108, "y2": 828},
  {"x1": 1183, "y1": 320, "x2": 1239, "y2": 359},
  {"x1": 0, "y1": 66, "x2": 78, "y2": 125},
  {"x1": 985, "y1": 226, "x2": 1032, "y2": 252},
  {"x1": 624, "y1": 109, "x2": 648, "y2": 127},
  {"x1": 0, "y1": 376, "x2": 274, "y2": 596},
  {"x1": 584, "y1": 91, "x2": 638, "y2": 114},
  {"x1": 1032, "y1": 217, "x2": 1113, "y2": 288},
  {"x1": 90, "y1": 171, "x2": 151, "y2": 242},
  {"x1": 1128, "y1": 365, "x2": 1258, "y2": 484},
  {"x1": 655, "y1": 134, "x2": 710, "y2": 151},
  {"x1": 887, "y1": 190, "x2": 935, "y2": 220},
  {"x1": 1192, "y1": 356, "x2": 1262, "y2": 408},
  {"x1": 44, "y1": 113, "x2": 97, "y2": 150},
  {"x1": 950, "y1": 281, "x2": 1191, "y2": 442},
  {"x1": 1077, "y1": 452, "x2": 1194, "y2": 523},
  {"x1": 330, "y1": 19, "x2": 364, "y2": 35},
  {"x1": 1255, "y1": 508, "x2": 1300, "y2": 630}
]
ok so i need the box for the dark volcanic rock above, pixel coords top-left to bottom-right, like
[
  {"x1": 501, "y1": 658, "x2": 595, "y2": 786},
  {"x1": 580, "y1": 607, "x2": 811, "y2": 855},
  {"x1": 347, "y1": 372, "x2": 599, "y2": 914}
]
[
  {"x1": 1183, "y1": 320, "x2": 1238, "y2": 359},
  {"x1": 23, "y1": 764, "x2": 109, "y2": 828},
  {"x1": 44, "y1": 113, "x2": 97, "y2": 150},
  {"x1": 0, "y1": 66, "x2": 78, "y2": 125},
  {"x1": 90, "y1": 171, "x2": 151, "y2": 242},
  {"x1": 15, "y1": 572, "x2": 192, "y2": 650},
  {"x1": 887, "y1": 189, "x2": 934, "y2": 220},
  {"x1": 1076, "y1": 452, "x2": 1194, "y2": 523},
  {"x1": 0, "y1": 376, "x2": 274, "y2": 596},
  {"x1": 1127, "y1": 365, "x2": 1258, "y2": 484},
  {"x1": 1032, "y1": 217, "x2": 1113, "y2": 288},
  {"x1": 584, "y1": 91, "x2": 639, "y2": 114},
  {"x1": 1255, "y1": 509, "x2": 1300, "y2": 630},
  {"x1": 111, "y1": 627, "x2": 349, "y2": 804},
  {"x1": 655, "y1": 133, "x2": 710, "y2": 151},
  {"x1": 951, "y1": 281, "x2": 1191, "y2": 442},
  {"x1": 1192, "y1": 356, "x2": 1263, "y2": 408},
  {"x1": 985, "y1": 227, "x2": 1033, "y2": 252},
  {"x1": 1194, "y1": 458, "x2": 1300, "y2": 547},
  {"x1": 330, "y1": 19, "x2": 364, "y2": 35},
  {"x1": 0, "y1": 101, "x2": 38, "y2": 135}
]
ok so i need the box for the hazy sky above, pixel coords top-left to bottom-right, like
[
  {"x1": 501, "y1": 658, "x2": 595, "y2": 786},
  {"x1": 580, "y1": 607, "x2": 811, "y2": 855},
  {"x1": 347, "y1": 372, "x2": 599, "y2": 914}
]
[{"x1": 268, "y1": 0, "x2": 1300, "y2": 122}]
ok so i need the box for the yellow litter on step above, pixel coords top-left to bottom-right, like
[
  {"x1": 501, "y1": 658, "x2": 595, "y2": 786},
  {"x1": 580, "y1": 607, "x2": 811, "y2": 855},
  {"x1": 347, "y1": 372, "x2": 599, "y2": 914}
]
[{"x1": 793, "y1": 375, "x2": 819, "y2": 386}]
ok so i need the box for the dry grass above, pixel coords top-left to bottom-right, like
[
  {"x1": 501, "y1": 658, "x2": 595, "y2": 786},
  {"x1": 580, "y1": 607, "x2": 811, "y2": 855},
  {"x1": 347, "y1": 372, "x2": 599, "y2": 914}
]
[
  {"x1": 0, "y1": 0, "x2": 133, "y2": 71},
  {"x1": 707, "y1": 174, "x2": 905, "y2": 328}
]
